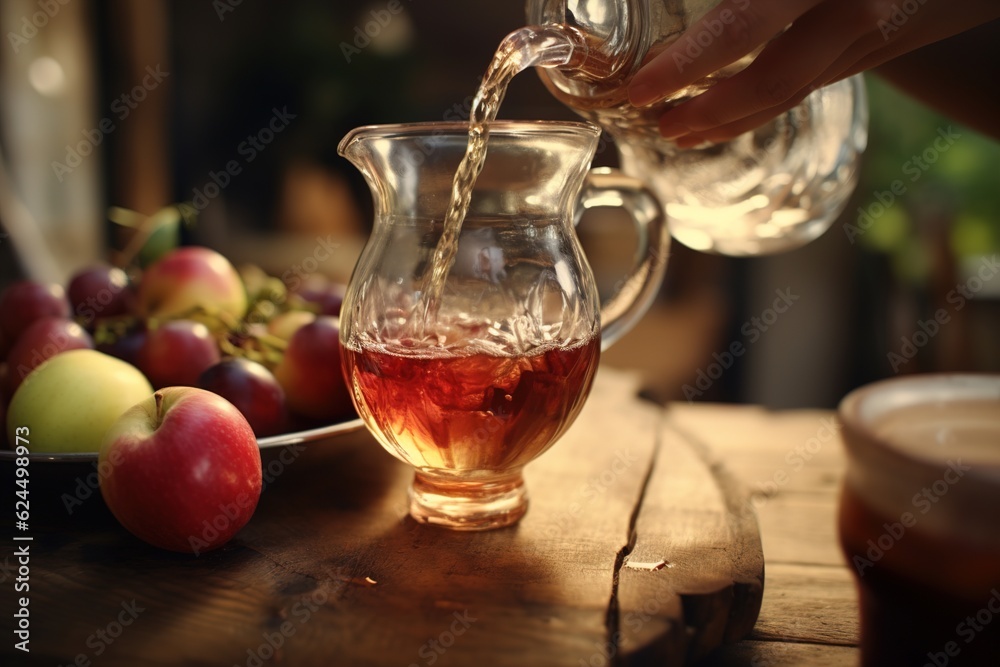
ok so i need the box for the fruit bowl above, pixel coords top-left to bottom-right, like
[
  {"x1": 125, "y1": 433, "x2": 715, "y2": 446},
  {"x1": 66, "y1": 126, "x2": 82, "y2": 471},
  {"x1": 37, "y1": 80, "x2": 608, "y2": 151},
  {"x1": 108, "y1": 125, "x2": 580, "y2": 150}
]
[
  {"x1": 3, "y1": 240, "x2": 362, "y2": 462},
  {"x1": 0, "y1": 417, "x2": 365, "y2": 463}
]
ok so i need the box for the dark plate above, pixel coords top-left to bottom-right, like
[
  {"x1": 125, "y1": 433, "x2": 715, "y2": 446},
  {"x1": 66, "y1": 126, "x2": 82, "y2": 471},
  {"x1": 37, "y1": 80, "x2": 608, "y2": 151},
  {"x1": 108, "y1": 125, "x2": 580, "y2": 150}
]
[{"x1": 0, "y1": 418, "x2": 366, "y2": 463}]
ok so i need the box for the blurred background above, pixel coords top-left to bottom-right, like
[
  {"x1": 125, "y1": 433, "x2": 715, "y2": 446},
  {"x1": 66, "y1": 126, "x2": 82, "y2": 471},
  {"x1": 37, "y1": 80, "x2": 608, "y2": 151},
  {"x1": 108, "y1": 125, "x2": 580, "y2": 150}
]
[{"x1": 1, "y1": 0, "x2": 997, "y2": 409}]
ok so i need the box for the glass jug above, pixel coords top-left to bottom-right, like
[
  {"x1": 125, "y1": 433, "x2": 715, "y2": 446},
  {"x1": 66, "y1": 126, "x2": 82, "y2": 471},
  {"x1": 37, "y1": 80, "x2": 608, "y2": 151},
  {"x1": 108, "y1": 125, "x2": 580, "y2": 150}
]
[
  {"x1": 526, "y1": 0, "x2": 869, "y2": 255},
  {"x1": 338, "y1": 120, "x2": 668, "y2": 530}
]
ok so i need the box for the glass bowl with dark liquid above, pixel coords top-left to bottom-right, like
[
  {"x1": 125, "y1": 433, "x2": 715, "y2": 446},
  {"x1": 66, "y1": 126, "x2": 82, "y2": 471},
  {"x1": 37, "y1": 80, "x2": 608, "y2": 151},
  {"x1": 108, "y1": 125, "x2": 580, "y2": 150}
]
[{"x1": 837, "y1": 374, "x2": 1000, "y2": 666}]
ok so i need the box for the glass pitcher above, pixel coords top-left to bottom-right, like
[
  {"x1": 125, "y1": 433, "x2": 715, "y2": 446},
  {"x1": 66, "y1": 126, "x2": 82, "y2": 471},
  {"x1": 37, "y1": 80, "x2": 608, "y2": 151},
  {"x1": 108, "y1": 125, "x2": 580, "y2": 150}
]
[
  {"x1": 337, "y1": 120, "x2": 667, "y2": 530},
  {"x1": 526, "y1": 0, "x2": 869, "y2": 256}
]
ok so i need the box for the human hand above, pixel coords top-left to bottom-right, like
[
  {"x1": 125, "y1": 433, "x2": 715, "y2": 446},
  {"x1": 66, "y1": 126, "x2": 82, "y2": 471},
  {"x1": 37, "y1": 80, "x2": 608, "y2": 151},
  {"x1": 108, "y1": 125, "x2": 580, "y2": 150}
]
[{"x1": 627, "y1": 0, "x2": 1000, "y2": 147}]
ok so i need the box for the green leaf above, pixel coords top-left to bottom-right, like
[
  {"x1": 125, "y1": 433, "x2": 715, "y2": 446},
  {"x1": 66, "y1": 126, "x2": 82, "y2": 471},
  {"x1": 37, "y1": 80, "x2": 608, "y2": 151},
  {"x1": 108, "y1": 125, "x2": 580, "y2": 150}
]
[
  {"x1": 137, "y1": 207, "x2": 182, "y2": 268},
  {"x1": 950, "y1": 214, "x2": 997, "y2": 259},
  {"x1": 859, "y1": 205, "x2": 910, "y2": 253}
]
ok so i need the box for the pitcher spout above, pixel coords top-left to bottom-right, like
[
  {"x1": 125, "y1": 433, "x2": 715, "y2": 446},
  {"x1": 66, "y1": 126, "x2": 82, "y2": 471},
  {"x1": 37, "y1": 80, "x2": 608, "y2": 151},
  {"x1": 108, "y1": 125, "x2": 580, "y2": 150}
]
[{"x1": 336, "y1": 126, "x2": 377, "y2": 175}]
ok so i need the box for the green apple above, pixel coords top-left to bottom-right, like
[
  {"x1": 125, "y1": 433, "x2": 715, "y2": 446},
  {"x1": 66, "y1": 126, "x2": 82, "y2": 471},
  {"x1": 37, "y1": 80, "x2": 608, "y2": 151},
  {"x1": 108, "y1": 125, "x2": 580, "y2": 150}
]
[{"x1": 6, "y1": 349, "x2": 154, "y2": 453}]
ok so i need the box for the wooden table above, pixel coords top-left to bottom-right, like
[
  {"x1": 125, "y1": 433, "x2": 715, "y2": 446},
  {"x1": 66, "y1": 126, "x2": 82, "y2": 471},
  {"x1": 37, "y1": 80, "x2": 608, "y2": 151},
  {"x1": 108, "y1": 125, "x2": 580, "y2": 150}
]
[
  {"x1": 675, "y1": 395, "x2": 859, "y2": 666},
  {"x1": 1, "y1": 368, "x2": 859, "y2": 666}
]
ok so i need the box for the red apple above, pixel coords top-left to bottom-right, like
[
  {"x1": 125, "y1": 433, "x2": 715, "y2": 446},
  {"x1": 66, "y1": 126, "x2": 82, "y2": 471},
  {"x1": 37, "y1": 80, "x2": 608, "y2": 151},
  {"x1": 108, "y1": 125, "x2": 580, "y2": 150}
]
[
  {"x1": 274, "y1": 316, "x2": 353, "y2": 421},
  {"x1": 99, "y1": 387, "x2": 262, "y2": 553},
  {"x1": 197, "y1": 358, "x2": 287, "y2": 437},
  {"x1": 0, "y1": 363, "x2": 9, "y2": 407},
  {"x1": 293, "y1": 276, "x2": 345, "y2": 317},
  {"x1": 0, "y1": 280, "x2": 70, "y2": 344},
  {"x1": 138, "y1": 320, "x2": 221, "y2": 388},
  {"x1": 6, "y1": 317, "x2": 94, "y2": 392},
  {"x1": 67, "y1": 265, "x2": 133, "y2": 327},
  {"x1": 137, "y1": 246, "x2": 247, "y2": 321}
]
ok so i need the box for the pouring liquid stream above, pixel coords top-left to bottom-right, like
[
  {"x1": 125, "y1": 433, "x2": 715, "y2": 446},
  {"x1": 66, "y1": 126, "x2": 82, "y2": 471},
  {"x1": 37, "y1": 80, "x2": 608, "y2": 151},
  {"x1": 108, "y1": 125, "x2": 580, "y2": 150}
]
[{"x1": 415, "y1": 25, "x2": 589, "y2": 337}]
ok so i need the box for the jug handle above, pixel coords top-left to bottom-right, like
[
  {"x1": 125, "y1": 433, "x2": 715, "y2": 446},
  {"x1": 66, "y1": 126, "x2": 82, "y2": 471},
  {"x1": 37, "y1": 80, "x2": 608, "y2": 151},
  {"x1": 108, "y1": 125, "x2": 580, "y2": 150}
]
[{"x1": 577, "y1": 167, "x2": 669, "y2": 351}]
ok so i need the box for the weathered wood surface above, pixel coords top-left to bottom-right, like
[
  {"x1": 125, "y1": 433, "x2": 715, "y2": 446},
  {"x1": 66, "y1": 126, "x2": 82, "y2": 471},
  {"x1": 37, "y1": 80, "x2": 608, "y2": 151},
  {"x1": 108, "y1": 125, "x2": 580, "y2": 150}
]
[
  {"x1": 0, "y1": 369, "x2": 776, "y2": 666},
  {"x1": 614, "y1": 419, "x2": 765, "y2": 664},
  {"x1": 670, "y1": 404, "x2": 860, "y2": 665}
]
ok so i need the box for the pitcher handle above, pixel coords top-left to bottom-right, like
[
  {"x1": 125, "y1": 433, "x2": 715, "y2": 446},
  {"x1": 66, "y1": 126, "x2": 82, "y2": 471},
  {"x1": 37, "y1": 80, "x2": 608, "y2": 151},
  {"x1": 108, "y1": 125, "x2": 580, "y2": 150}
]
[{"x1": 576, "y1": 167, "x2": 669, "y2": 351}]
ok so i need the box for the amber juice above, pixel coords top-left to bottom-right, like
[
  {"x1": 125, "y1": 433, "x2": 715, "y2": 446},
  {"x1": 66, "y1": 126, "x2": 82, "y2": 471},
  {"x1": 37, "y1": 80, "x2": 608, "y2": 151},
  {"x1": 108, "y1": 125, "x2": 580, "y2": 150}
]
[
  {"x1": 838, "y1": 398, "x2": 1000, "y2": 666},
  {"x1": 342, "y1": 337, "x2": 600, "y2": 474},
  {"x1": 839, "y1": 489, "x2": 1000, "y2": 665}
]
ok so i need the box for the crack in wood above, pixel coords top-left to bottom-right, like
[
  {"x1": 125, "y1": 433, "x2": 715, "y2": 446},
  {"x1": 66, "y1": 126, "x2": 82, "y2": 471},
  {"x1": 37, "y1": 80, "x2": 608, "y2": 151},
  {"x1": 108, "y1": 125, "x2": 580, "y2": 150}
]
[{"x1": 606, "y1": 415, "x2": 663, "y2": 665}]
